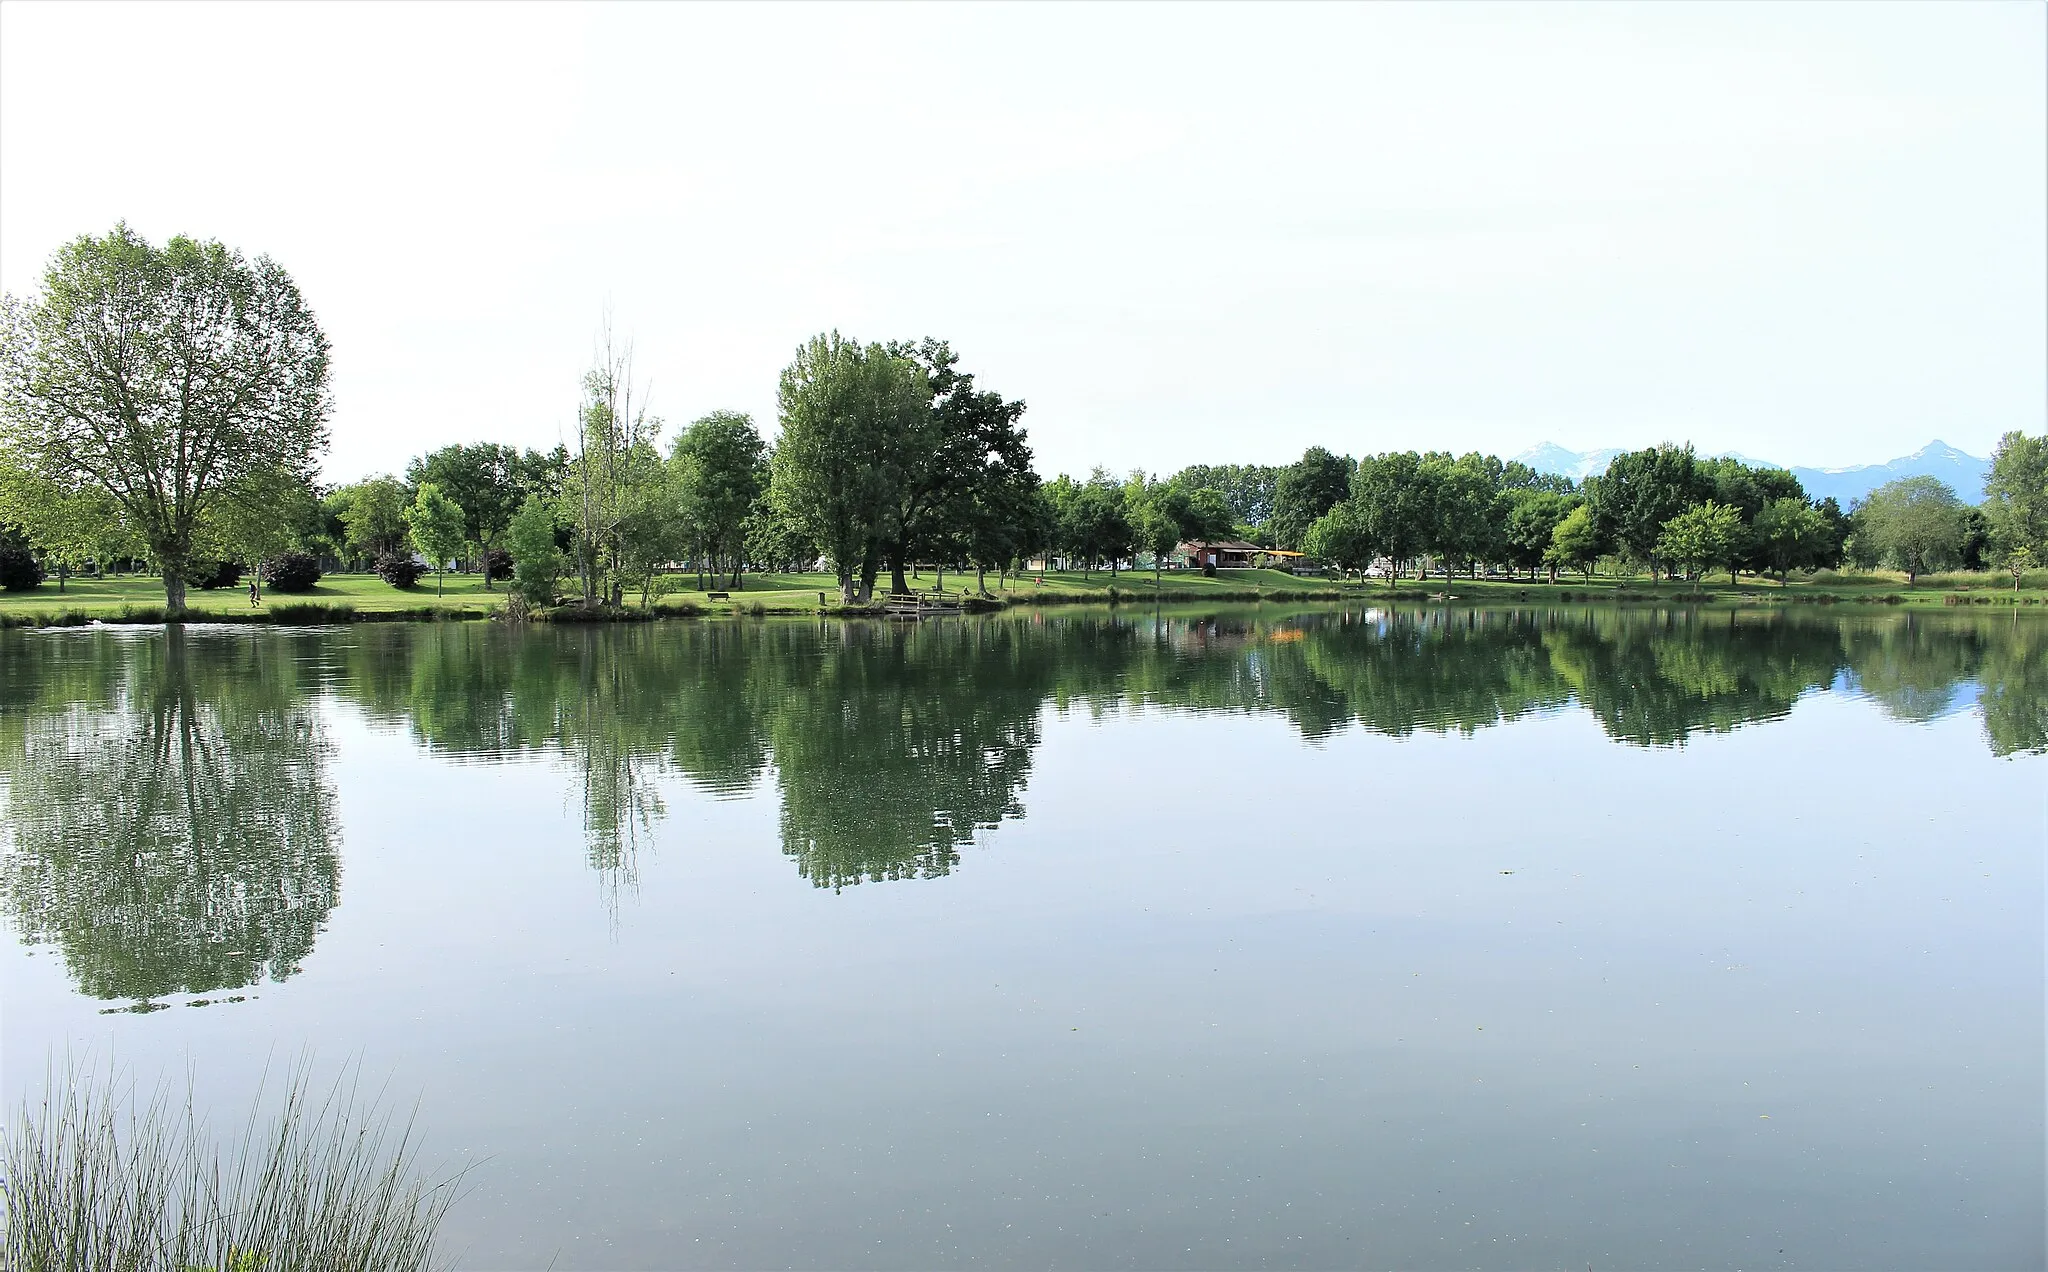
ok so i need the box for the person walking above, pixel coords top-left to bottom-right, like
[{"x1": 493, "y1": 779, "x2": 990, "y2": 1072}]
[{"x1": 248, "y1": 577, "x2": 260, "y2": 606}]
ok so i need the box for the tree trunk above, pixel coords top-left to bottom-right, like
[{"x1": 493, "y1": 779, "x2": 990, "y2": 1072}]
[
  {"x1": 838, "y1": 569, "x2": 856, "y2": 605},
  {"x1": 891, "y1": 552, "x2": 910, "y2": 597},
  {"x1": 163, "y1": 569, "x2": 187, "y2": 613}
]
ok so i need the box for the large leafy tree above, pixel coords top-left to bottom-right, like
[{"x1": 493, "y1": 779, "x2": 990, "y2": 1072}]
[
  {"x1": 1586, "y1": 444, "x2": 1706, "y2": 578},
  {"x1": 1351, "y1": 451, "x2": 1433, "y2": 584},
  {"x1": 1545, "y1": 504, "x2": 1602, "y2": 580},
  {"x1": 1983, "y1": 429, "x2": 2047, "y2": 566},
  {"x1": 769, "y1": 333, "x2": 928, "y2": 603},
  {"x1": 0, "y1": 224, "x2": 332, "y2": 610},
  {"x1": 1128, "y1": 476, "x2": 1191, "y2": 588},
  {"x1": 1423, "y1": 452, "x2": 1505, "y2": 579},
  {"x1": 876, "y1": 339, "x2": 1032, "y2": 596},
  {"x1": 1852, "y1": 475, "x2": 1968, "y2": 584},
  {"x1": 1656, "y1": 500, "x2": 1745, "y2": 585},
  {"x1": 1752, "y1": 496, "x2": 1830, "y2": 583},
  {"x1": 1301, "y1": 500, "x2": 1377, "y2": 581},
  {"x1": 671, "y1": 410, "x2": 766, "y2": 590},
  {"x1": 1504, "y1": 489, "x2": 1575, "y2": 581},
  {"x1": 1170, "y1": 463, "x2": 1278, "y2": 527},
  {"x1": 406, "y1": 443, "x2": 536, "y2": 589},
  {"x1": 1269, "y1": 447, "x2": 1354, "y2": 550},
  {"x1": 335, "y1": 475, "x2": 413, "y2": 563}
]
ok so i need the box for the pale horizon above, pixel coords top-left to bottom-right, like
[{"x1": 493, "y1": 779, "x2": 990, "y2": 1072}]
[{"x1": 3, "y1": 1, "x2": 2041, "y2": 484}]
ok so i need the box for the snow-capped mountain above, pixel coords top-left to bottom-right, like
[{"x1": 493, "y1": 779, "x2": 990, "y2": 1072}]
[
  {"x1": 1786, "y1": 441, "x2": 1991, "y2": 505},
  {"x1": 1511, "y1": 442, "x2": 1623, "y2": 484},
  {"x1": 1513, "y1": 440, "x2": 1991, "y2": 503}
]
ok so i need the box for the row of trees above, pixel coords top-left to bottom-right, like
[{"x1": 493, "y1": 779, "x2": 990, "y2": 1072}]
[{"x1": 3, "y1": 227, "x2": 2043, "y2": 609}]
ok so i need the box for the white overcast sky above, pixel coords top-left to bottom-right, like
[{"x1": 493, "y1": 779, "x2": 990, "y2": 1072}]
[{"x1": 2, "y1": 2, "x2": 2041, "y2": 483}]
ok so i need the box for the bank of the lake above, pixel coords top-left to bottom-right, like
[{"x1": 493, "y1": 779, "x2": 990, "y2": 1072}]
[{"x1": 3, "y1": 564, "x2": 2047, "y2": 629}]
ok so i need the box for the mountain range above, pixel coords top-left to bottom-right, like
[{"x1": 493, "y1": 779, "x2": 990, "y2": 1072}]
[{"x1": 1513, "y1": 440, "x2": 1992, "y2": 504}]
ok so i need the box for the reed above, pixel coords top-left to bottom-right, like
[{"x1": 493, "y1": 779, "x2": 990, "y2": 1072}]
[
  {"x1": 1, "y1": 1059, "x2": 466, "y2": 1272},
  {"x1": 267, "y1": 602, "x2": 358, "y2": 624}
]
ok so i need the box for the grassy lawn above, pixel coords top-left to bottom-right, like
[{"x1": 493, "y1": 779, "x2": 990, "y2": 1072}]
[{"x1": 4, "y1": 565, "x2": 2045, "y2": 626}]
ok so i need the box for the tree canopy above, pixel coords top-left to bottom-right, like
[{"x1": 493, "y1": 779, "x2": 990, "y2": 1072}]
[{"x1": 0, "y1": 224, "x2": 332, "y2": 609}]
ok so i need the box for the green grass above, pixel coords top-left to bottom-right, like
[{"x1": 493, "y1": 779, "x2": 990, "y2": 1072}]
[{"x1": 5, "y1": 564, "x2": 2045, "y2": 627}]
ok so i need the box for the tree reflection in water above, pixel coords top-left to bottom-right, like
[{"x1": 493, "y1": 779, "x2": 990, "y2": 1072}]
[
  {"x1": 6, "y1": 605, "x2": 2041, "y2": 976},
  {"x1": 1, "y1": 627, "x2": 340, "y2": 1002}
]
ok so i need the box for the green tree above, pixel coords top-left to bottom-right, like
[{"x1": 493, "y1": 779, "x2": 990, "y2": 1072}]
[
  {"x1": 404, "y1": 482, "x2": 467, "y2": 596},
  {"x1": 505, "y1": 493, "x2": 563, "y2": 605},
  {"x1": 1505, "y1": 489, "x2": 1573, "y2": 581},
  {"x1": 1269, "y1": 447, "x2": 1354, "y2": 550},
  {"x1": 1586, "y1": 444, "x2": 1706, "y2": 579},
  {"x1": 336, "y1": 476, "x2": 413, "y2": 564},
  {"x1": 1752, "y1": 496, "x2": 1829, "y2": 583},
  {"x1": 1854, "y1": 476, "x2": 1968, "y2": 584},
  {"x1": 1422, "y1": 452, "x2": 1503, "y2": 579},
  {"x1": 564, "y1": 328, "x2": 665, "y2": 607},
  {"x1": 1181, "y1": 488, "x2": 1237, "y2": 542},
  {"x1": 1129, "y1": 476, "x2": 1191, "y2": 588},
  {"x1": 0, "y1": 463, "x2": 136, "y2": 590},
  {"x1": 1301, "y1": 501, "x2": 1377, "y2": 582},
  {"x1": 1983, "y1": 429, "x2": 2047, "y2": 567},
  {"x1": 1169, "y1": 463, "x2": 1278, "y2": 527},
  {"x1": 1656, "y1": 500, "x2": 1745, "y2": 585},
  {"x1": 2006, "y1": 544, "x2": 2038, "y2": 592},
  {"x1": 0, "y1": 223, "x2": 332, "y2": 611},
  {"x1": 878, "y1": 339, "x2": 1033, "y2": 596},
  {"x1": 1068, "y1": 469, "x2": 1134, "y2": 576},
  {"x1": 1545, "y1": 504, "x2": 1602, "y2": 581},
  {"x1": 670, "y1": 410, "x2": 766, "y2": 590},
  {"x1": 406, "y1": 443, "x2": 534, "y2": 589},
  {"x1": 1351, "y1": 451, "x2": 1432, "y2": 585},
  {"x1": 769, "y1": 333, "x2": 928, "y2": 603}
]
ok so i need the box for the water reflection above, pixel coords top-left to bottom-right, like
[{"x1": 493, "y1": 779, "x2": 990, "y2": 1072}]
[
  {"x1": 3, "y1": 607, "x2": 2043, "y2": 995},
  {"x1": 0, "y1": 628, "x2": 340, "y2": 1001}
]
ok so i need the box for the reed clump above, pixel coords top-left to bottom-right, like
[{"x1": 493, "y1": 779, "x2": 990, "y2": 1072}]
[{"x1": 1, "y1": 1060, "x2": 465, "y2": 1272}]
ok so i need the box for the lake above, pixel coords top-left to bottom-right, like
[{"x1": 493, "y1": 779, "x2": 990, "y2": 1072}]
[{"x1": 2, "y1": 605, "x2": 2042, "y2": 1270}]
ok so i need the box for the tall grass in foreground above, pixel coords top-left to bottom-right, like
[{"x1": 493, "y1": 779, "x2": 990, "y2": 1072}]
[{"x1": 2, "y1": 1061, "x2": 465, "y2": 1271}]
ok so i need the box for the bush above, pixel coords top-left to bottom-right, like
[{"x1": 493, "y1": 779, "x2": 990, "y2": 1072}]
[
  {"x1": 374, "y1": 551, "x2": 424, "y2": 589},
  {"x1": 649, "y1": 573, "x2": 696, "y2": 599},
  {"x1": 484, "y1": 548, "x2": 513, "y2": 582},
  {"x1": 0, "y1": 539, "x2": 45, "y2": 591},
  {"x1": 190, "y1": 559, "x2": 243, "y2": 590},
  {"x1": 261, "y1": 551, "x2": 322, "y2": 593}
]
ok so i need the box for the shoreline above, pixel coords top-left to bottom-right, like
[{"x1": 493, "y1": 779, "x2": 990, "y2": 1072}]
[{"x1": 5, "y1": 582, "x2": 2044, "y2": 630}]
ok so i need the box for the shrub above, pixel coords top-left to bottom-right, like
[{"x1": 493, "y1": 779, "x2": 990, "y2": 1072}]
[
  {"x1": 483, "y1": 548, "x2": 513, "y2": 582},
  {"x1": 374, "y1": 551, "x2": 424, "y2": 589},
  {"x1": 0, "y1": 539, "x2": 45, "y2": 591},
  {"x1": 261, "y1": 551, "x2": 322, "y2": 594},
  {"x1": 189, "y1": 560, "x2": 244, "y2": 590}
]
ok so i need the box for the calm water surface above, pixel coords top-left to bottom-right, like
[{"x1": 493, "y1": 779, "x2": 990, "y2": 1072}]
[{"x1": 3, "y1": 606, "x2": 2043, "y2": 1269}]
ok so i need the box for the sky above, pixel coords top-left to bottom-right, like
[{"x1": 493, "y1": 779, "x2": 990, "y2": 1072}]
[{"x1": 1, "y1": 2, "x2": 2042, "y2": 484}]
